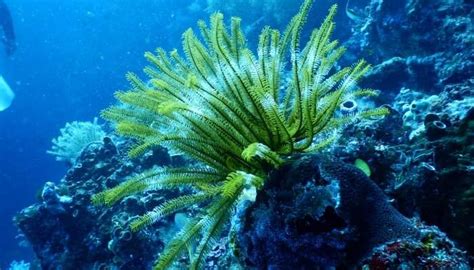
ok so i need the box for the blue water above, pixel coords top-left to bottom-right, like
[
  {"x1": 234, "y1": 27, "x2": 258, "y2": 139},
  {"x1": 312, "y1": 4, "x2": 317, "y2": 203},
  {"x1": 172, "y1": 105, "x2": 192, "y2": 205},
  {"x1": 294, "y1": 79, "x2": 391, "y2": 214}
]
[
  {"x1": 0, "y1": 0, "x2": 353, "y2": 267},
  {"x1": 0, "y1": 0, "x2": 195, "y2": 266}
]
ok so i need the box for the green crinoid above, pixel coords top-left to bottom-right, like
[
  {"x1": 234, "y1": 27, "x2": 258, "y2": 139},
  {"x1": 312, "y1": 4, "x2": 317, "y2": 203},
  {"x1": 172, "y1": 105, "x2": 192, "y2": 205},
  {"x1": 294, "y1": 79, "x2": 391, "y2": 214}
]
[{"x1": 92, "y1": 0, "x2": 388, "y2": 269}]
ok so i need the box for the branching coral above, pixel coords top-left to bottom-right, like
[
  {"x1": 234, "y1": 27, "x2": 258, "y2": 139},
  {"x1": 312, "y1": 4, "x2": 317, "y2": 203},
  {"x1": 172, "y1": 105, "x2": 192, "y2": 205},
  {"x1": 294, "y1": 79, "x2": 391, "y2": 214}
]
[
  {"x1": 47, "y1": 118, "x2": 106, "y2": 164},
  {"x1": 92, "y1": 0, "x2": 388, "y2": 268}
]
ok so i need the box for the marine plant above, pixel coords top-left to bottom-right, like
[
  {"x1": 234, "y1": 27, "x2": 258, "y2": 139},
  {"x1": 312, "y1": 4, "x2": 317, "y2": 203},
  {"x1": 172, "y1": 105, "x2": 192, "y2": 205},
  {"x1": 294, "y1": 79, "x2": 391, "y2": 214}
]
[{"x1": 92, "y1": 0, "x2": 388, "y2": 268}]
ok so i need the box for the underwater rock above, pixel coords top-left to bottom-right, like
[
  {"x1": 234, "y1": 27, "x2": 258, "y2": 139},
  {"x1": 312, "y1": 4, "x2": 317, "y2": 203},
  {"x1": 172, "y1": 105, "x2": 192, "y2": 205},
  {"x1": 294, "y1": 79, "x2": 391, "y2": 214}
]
[
  {"x1": 318, "y1": 157, "x2": 418, "y2": 255},
  {"x1": 15, "y1": 137, "x2": 180, "y2": 269},
  {"x1": 335, "y1": 105, "x2": 474, "y2": 265},
  {"x1": 40, "y1": 182, "x2": 72, "y2": 215},
  {"x1": 234, "y1": 155, "x2": 469, "y2": 268}
]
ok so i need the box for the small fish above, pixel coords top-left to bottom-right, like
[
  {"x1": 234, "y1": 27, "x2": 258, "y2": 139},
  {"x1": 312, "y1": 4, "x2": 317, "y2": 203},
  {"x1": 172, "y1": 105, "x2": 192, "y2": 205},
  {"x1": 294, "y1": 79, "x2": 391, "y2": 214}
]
[{"x1": 354, "y1": 158, "x2": 371, "y2": 177}]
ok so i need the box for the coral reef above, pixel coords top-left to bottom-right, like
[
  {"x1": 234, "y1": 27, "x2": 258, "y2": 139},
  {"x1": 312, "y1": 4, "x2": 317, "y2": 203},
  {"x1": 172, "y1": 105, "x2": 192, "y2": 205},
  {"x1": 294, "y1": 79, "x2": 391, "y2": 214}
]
[
  {"x1": 18, "y1": 135, "x2": 472, "y2": 269},
  {"x1": 360, "y1": 224, "x2": 470, "y2": 269},
  {"x1": 16, "y1": 137, "x2": 179, "y2": 269},
  {"x1": 13, "y1": 0, "x2": 473, "y2": 268},
  {"x1": 93, "y1": 0, "x2": 387, "y2": 268},
  {"x1": 234, "y1": 155, "x2": 355, "y2": 268},
  {"x1": 346, "y1": 0, "x2": 473, "y2": 108},
  {"x1": 393, "y1": 88, "x2": 442, "y2": 140},
  {"x1": 349, "y1": 0, "x2": 473, "y2": 66},
  {"x1": 338, "y1": 0, "x2": 474, "y2": 263},
  {"x1": 234, "y1": 154, "x2": 469, "y2": 268},
  {"x1": 397, "y1": 109, "x2": 474, "y2": 255},
  {"x1": 334, "y1": 105, "x2": 474, "y2": 263},
  {"x1": 390, "y1": 85, "x2": 473, "y2": 141},
  {"x1": 47, "y1": 118, "x2": 106, "y2": 164}
]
